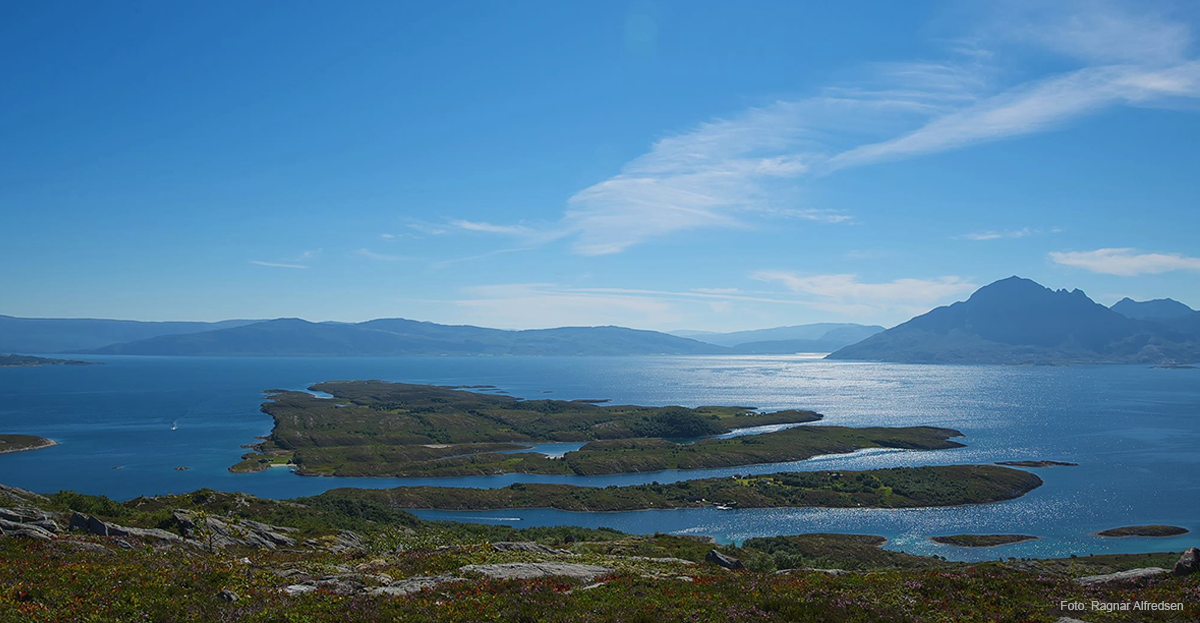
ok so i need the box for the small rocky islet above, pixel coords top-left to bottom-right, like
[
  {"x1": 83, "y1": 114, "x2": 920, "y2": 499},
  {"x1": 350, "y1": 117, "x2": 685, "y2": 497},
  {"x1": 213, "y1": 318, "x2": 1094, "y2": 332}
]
[
  {"x1": 1097, "y1": 525, "x2": 1190, "y2": 538},
  {"x1": 929, "y1": 534, "x2": 1039, "y2": 547}
]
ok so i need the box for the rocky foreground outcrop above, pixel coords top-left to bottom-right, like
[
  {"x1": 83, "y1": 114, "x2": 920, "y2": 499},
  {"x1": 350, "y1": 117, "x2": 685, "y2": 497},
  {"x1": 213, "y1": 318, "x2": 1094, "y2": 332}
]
[
  {"x1": 1175, "y1": 547, "x2": 1198, "y2": 576},
  {"x1": 169, "y1": 510, "x2": 298, "y2": 550},
  {"x1": 1075, "y1": 567, "x2": 1169, "y2": 586},
  {"x1": 1072, "y1": 548, "x2": 1200, "y2": 586},
  {"x1": 0, "y1": 506, "x2": 60, "y2": 541},
  {"x1": 0, "y1": 485, "x2": 364, "y2": 556}
]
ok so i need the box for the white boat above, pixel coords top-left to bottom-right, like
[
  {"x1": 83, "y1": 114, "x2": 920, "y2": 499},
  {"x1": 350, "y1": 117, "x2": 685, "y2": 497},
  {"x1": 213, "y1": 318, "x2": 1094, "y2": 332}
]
[{"x1": 170, "y1": 421, "x2": 178, "y2": 431}]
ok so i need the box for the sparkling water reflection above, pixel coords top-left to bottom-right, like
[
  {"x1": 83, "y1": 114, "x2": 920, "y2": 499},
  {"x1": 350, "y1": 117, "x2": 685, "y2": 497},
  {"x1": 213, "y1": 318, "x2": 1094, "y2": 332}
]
[{"x1": 0, "y1": 355, "x2": 1196, "y2": 560}]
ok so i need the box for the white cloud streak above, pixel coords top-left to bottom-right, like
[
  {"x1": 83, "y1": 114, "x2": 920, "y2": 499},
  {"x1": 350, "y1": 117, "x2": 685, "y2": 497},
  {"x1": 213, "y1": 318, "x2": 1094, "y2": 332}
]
[
  {"x1": 249, "y1": 260, "x2": 308, "y2": 270},
  {"x1": 452, "y1": 3, "x2": 1200, "y2": 255},
  {"x1": 1050, "y1": 248, "x2": 1200, "y2": 275},
  {"x1": 751, "y1": 272, "x2": 978, "y2": 302},
  {"x1": 355, "y1": 249, "x2": 414, "y2": 262},
  {"x1": 956, "y1": 227, "x2": 1060, "y2": 240}
]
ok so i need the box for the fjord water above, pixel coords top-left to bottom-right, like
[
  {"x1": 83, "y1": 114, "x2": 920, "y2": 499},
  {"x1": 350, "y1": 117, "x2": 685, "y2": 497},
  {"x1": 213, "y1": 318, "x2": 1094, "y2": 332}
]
[{"x1": 1, "y1": 355, "x2": 1197, "y2": 561}]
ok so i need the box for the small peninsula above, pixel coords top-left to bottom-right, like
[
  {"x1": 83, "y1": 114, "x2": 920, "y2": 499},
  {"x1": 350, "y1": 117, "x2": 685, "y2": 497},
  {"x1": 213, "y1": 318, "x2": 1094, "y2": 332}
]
[
  {"x1": 233, "y1": 381, "x2": 965, "y2": 477},
  {"x1": 1096, "y1": 525, "x2": 1189, "y2": 538},
  {"x1": 930, "y1": 534, "x2": 1038, "y2": 547},
  {"x1": 318, "y1": 465, "x2": 1042, "y2": 511},
  {"x1": 994, "y1": 460, "x2": 1077, "y2": 468},
  {"x1": 0, "y1": 354, "x2": 96, "y2": 367},
  {"x1": 0, "y1": 434, "x2": 57, "y2": 455}
]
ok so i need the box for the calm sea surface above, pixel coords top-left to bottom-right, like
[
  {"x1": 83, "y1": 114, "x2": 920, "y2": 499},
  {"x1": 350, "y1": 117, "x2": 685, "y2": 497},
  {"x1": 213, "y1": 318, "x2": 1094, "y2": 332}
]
[{"x1": 1, "y1": 355, "x2": 1197, "y2": 561}]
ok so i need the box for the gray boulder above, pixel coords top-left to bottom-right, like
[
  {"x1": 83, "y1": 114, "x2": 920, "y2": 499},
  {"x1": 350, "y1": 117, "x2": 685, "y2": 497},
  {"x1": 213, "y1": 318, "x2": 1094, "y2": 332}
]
[
  {"x1": 1076, "y1": 567, "x2": 1168, "y2": 586},
  {"x1": 111, "y1": 525, "x2": 183, "y2": 543},
  {"x1": 0, "y1": 518, "x2": 55, "y2": 542},
  {"x1": 171, "y1": 510, "x2": 296, "y2": 550},
  {"x1": 459, "y1": 562, "x2": 613, "y2": 581},
  {"x1": 87, "y1": 515, "x2": 110, "y2": 536},
  {"x1": 1175, "y1": 547, "x2": 1198, "y2": 576},
  {"x1": 283, "y1": 584, "x2": 316, "y2": 596},
  {"x1": 0, "y1": 506, "x2": 59, "y2": 532},
  {"x1": 776, "y1": 568, "x2": 850, "y2": 576},
  {"x1": 368, "y1": 575, "x2": 464, "y2": 597},
  {"x1": 705, "y1": 549, "x2": 745, "y2": 570},
  {"x1": 69, "y1": 513, "x2": 181, "y2": 542}
]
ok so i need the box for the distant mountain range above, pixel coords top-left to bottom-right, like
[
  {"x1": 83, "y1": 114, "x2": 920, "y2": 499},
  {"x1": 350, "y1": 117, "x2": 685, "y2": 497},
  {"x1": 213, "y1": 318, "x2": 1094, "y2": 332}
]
[
  {"x1": 0, "y1": 315, "x2": 258, "y2": 354},
  {"x1": 0, "y1": 313, "x2": 883, "y2": 358},
  {"x1": 5, "y1": 281, "x2": 1196, "y2": 363},
  {"x1": 671, "y1": 323, "x2": 883, "y2": 351},
  {"x1": 1109, "y1": 297, "x2": 1196, "y2": 321},
  {"x1": 72, "y1": 318, "x2": 725, "y2": 357},
  {"x1": 828, "y1": 277, "x2": 1200, "y2": 364}
]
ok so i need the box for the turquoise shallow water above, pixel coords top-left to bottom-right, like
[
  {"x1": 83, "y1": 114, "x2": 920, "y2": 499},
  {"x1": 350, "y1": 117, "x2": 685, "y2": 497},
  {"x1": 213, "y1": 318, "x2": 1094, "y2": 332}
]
[{"x1": 0, "y1": 355, "x2": 1197, "y2": 561}]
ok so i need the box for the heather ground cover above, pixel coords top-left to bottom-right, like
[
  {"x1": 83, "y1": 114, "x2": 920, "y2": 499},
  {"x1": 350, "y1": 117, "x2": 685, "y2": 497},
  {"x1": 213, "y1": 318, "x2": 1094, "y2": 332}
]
[{"x1": 2, "y1": 486, "x2": 1197, "y2": 622}]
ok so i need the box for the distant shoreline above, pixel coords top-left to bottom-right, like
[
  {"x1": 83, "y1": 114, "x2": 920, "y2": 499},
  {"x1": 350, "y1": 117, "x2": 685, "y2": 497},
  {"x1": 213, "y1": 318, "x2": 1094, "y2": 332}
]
[{"x1": 0, "y1": 435, "x2": 58, "y2": 455}]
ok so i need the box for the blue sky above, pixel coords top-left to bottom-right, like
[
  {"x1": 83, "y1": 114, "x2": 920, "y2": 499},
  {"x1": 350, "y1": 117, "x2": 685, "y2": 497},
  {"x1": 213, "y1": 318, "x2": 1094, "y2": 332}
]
[{"x1": 2, "y1": 1, "x2": 1199, "y2": 331}]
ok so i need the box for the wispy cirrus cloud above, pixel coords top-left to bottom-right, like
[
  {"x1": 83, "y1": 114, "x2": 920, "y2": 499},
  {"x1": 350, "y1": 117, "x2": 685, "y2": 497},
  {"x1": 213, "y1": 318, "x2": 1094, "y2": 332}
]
[
  {"x1": 249, "y1": 249, "x2": 321, "y2": 269},
  {"x1": 956, "y1": 227, "x2": 1060, "y2": 241},
  {"x1": 355, "y1": 249, "x2": 414, "y2": 262},
  {"x1": 249, "y1": 260, "x2": 308, "y2": 270},
  {"x1": 1050, "y1": 248, "x2": 1200, "y2": 275},
  {"x1": 454, "y1": 3, "x2": 1200, "y2": 256}
]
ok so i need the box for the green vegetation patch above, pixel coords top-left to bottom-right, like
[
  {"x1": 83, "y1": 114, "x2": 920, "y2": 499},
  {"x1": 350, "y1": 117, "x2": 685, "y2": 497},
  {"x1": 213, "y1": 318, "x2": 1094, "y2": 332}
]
[
  {"x1": 0, "y1": 434, "x2": 56, "y2": 455},
  {"x1": 1096, "y1": 525, "x2": 1189, "y2": 538},
  {"x1": 319, "y1": 465, "x2": 1042, "y2": 511},
  {"x1": 238, "y1": 381, "x2": 988, "y2": 478},
  {"x1": 930, "y1": 534, "x2": 1038, "y2": 547},
  {"x1": 0, "y1": 354, "x2": 96, "y2": 367}
]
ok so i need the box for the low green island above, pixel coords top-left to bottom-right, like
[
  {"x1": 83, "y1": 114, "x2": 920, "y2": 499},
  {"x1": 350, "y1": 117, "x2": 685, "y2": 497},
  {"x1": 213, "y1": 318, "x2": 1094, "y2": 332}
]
[
  {"x1": 1096, "y1": 525, "x2": 1189, "y2": 538},
  {"x1": 994, "y1": 460, "x2": 1076, "y2": 468},
  {"x1": 0, "y1": 354, "x2": 96, "y2": 367},
  {"x1": 0, "y1": 434, "x2": 57, "y2": 455},
  {"x1": 930, "y1": 534, "x2": 1039, "y2": 547},
  {"x1": 320, "y1": 465, "x2": 1043, "y2": 511},
  {"x1": 232, "y1": 381, "x2": 966, "y2": 477}
]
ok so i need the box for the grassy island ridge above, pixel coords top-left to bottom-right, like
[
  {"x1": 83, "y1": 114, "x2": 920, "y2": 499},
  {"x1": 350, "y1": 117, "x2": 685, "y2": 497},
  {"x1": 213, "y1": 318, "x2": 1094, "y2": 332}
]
[
  {"x1": 930, "y1": 534, "x2": 1039, "y2": 547},
  {"x1": 318, "y1": 465, "x2": 1043, "y2": 511},
  {"x1": 0, "y1": 354, "x2": 96, "y2": 367},
  {"x1": 0, "y1": 434, "x2": 57, "y2": 455},
  {"x1": 1096, "y1": 525, "x2": 1189, "y2": 538},
  {"x1": 234, "y1": 381, "x2": 966, "y2": 477}
]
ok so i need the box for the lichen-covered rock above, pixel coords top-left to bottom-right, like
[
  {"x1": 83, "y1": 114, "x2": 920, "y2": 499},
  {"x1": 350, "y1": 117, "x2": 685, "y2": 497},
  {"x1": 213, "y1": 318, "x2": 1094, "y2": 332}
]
[
  {"x1": 776, "y1": 568, "x2": 850, "y2": 576},
  {"x1": 367, "y1": 575, "x2": 464, "y2": 597},
  {"x1": 68, "y1": 513, "x2": 181, "y2": 542},
  {"x1": 0, "y1": 506, "x2": 60, "y2": 533},
  {"x1": 0, "y1": 519, "x2": 55, "y2": 542},
  {"x1": 171, "y1": 510, "x2": 296, "y2": 550},
  {"x1": 459, "y1": 562, "x2": 613, "y2": 581},
  {"x1": 1076, "y1": 567, "x2": 1168, "y2": 586}
]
